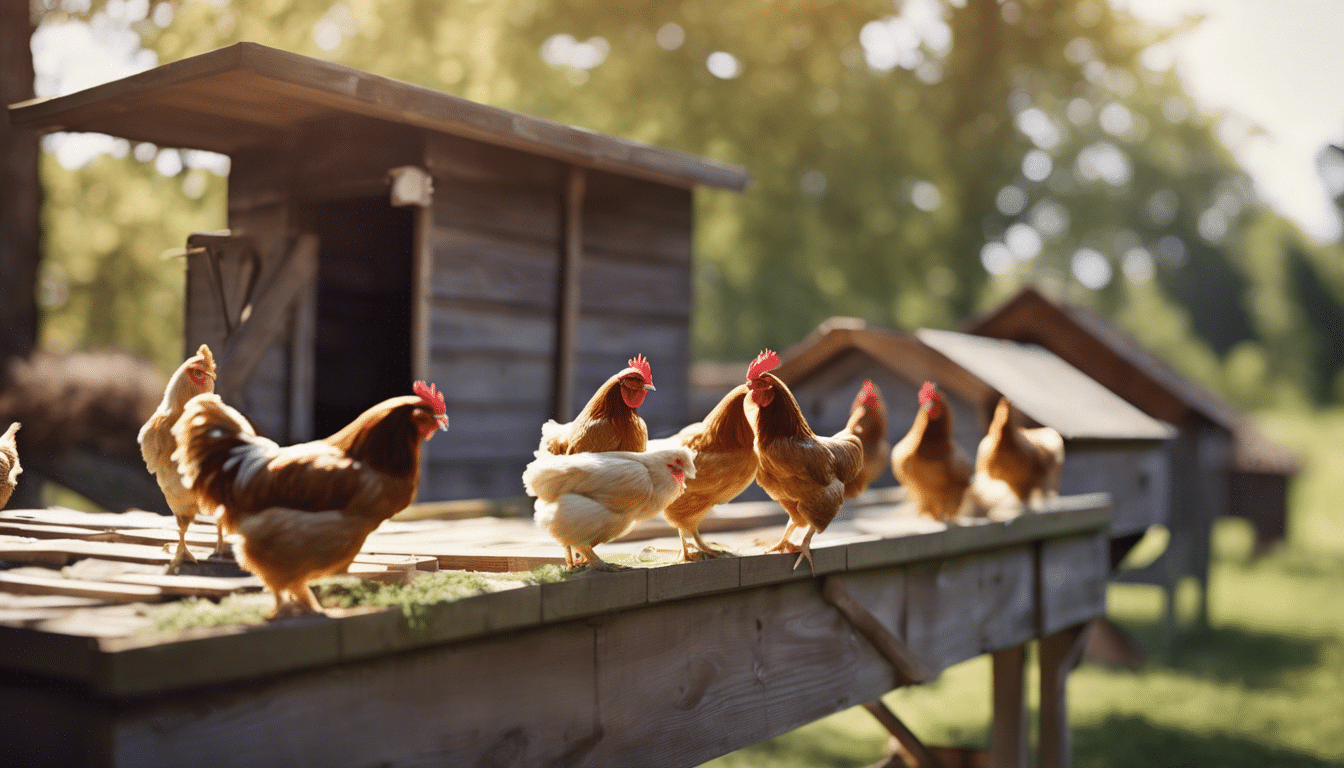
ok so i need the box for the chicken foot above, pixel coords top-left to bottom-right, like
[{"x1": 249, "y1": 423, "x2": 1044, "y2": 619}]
[
  {"x1": 763, "y1": 521, "x2": 800, "y2": 555},
  {"x1": 678, "y1": 530, "x2": 731, "y2": 562},
  {"x1": 792, "y1": 527, "x2": 817, "y2": 575},
  {"x1": 571, "y1": 543, "x2": 629, "y2": 572}
]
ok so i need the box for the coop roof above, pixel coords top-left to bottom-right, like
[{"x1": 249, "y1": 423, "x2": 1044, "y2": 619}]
[
  {"x1": 967, "y1": 287, "x2": 1299, "y2": 473},
  {"x1": 915, "y1": 329, "x2": 1175, "y2": 442},
  {"x1": 7, "y1": 42, "x2": 749, "y2": 192}
]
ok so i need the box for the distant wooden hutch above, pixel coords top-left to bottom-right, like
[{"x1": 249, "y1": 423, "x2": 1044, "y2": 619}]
[
  {"x1": 967, "y1": 287, "x2": 1301, "y2": 627},
  {"x1": 9, "y1": 43, "x2": 748, "y2": 502},
  {"x1": 758, "y1": 319, "x2": 1176, "y2": 540}
]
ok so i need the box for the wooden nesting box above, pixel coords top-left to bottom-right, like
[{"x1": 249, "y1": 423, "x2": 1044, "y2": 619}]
[
  {"x1": 756, "y1": 319, "x2": 1176, "y2": 539},
  {"x1": 9, "y1": 43, "x2": 747, "y2": 502},
  {"x1": 967, "y1": 287, "x2": 1301, "y2": 625}
]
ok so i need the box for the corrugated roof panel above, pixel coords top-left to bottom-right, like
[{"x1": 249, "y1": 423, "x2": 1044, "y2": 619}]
[{"x1": 916, "y1": 329, "x2": 1175, "y2": 441}]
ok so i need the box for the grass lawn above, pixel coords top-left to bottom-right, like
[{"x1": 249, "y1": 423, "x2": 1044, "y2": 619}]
[{"x1": 705, "y1": 408, "x2": 1344, "y2": 768}]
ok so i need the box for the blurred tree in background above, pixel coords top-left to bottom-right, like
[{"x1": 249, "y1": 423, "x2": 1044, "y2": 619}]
[{"x1": 17, "y1": 0, "x2": 1344, "y2": 407}]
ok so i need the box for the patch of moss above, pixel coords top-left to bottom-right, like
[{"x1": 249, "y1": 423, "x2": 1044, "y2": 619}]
[{"x1": 148, "y1": 593, "x2": 273, "y2": 633}]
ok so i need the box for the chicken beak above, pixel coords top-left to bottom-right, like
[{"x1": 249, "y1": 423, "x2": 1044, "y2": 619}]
[
  {"x1": 436, "y1": 415, "x2": 450, "y2": 432},
  {"x1": 643, "y1": 383, "x2": 656, "y2": 392}
]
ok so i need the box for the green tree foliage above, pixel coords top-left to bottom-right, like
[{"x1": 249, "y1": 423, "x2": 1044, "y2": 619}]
[{"x1": 28, "y1": 0, "x2": 1344, "y2": 403}]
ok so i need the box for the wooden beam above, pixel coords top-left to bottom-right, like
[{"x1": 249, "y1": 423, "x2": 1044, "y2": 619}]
[
  {"x1": 287, "y1": 280, "x2": 316, "y2": 442},
  {"x1": 991, "y1": 645, "x2": 1028, "y2": 768},
  {"x1": 1038, "y1": 622, "x2": 1091, "y2": 768},
  {"x1": 215, "y1": 233, "x2": 319, "y2": 401},
  {"x1": 863, "y1": 699, "x2": 945, "y2": 768},
  {"x1": 551, "y1": 165, "x2": 586, "y2": 421},
  {"x1": 410, "y1": 203, "x2": 432, "y2": 384},
  {"x1": 822, "y1": 575, "x2": 933, "y2": 686}
]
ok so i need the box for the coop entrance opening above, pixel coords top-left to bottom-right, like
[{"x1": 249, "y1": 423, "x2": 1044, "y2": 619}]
[{"x1": 309, "y1": 196, "x2": 415, "y2": 438}]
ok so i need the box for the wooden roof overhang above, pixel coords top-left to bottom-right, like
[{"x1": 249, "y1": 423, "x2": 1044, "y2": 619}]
[
  {"x1": 968, "y1": 287, "x2": 1299, "y2": 472},
  {"x1": 7, "y1": 42, "x2": 749, "y2": 192},
  {"x1": 916, "y1": 329, "x2": 1176, "y2": 442}
]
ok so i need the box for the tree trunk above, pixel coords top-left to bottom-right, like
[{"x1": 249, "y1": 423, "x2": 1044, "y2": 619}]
[{"x1": 0, "y1": 0, "x2": 40, "y2": 365}]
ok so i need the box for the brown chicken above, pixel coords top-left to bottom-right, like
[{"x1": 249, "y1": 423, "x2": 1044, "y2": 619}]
[
  {"x1": 744, "y1": 350, "x2": 863, "y2": 574},
  {"x1": 891, "y1": 382, "x2": 973, "y2": 522},
  {"x1": 138, "y1": 344, "x2": 221, "y2": 572},
  {"x1": 172, "y1": 381, "x2": 449, "y2": 618},
  {"x1": 538, "y1": 355, "x2": 655, "y2": 455},
  {"x1": 844, "y1": 380, "x2": 890, "y2": 498},
  {"x1": 975, "y1": 396, "x2": 1065, "y2": 507},
  {"x1": 0, "y1": 422, "x2": 20, "y2": 510},
  {"x1": 649, "y1": 381, "x2": 757, "y2": 561}
]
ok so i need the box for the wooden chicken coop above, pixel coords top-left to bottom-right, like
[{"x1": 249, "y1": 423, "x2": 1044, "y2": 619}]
[
  {"x1": 967, "y1": 286, "x2": 1302, "y2": 628},
  {"x1": 7, "y1": 43, "x2": 747, "y2": 503},
  {"x1": 760, "y1": 319, "x2": 1176, "y2": 542}
]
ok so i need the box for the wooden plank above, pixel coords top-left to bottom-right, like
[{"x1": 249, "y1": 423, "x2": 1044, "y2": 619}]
[
  {"x1": 216, "y1": 233, "x2": 319, "y2": 400},
  {"x1": 823, "y1": 575, "x2": 932, "y2": 686},
  {"x1": 903, "y1": 547, "x2": 1035, "y2": 675},
  {"x1": 540, "y1": 567, "x2": 647, "y2": 622},
  {"x1": 288, "y1": 279, "x2": 316, "y2": 442},
  {"x1": 0, "y1": 539, "x2": 214, "y2": 567},
  {"x1": 1038, "y1": 622, "x2": 1090, "y2": 768},
  {"x1": 419, "y1": 404, "x2": 550, "y2": 460},
  {"x1": 429, "y1": 227, "x2": 559, "y2": 308},
  {"x1": 425, "y1": 131, "x2": 566, "y2": 187},
  {"x1": 584, "y1": 580, "x2": 895, "y2": 767},
  {"x1": 354, "y1": 542, "x2": 564, "y2": 572},
  {"x1": 434, "y1": 176, "x2": 562, "y2": 247},
  {"x1": 553, "y1": 165, "x2": 586, "y2": 421},
  {"x1": 0, "y1": 521, "x2": 114, "y2": 541},
  {"x1": 0, "y1": 572, "x2": 165, "y2": 602},
  {"x1": 647, "y1": 556, "x2": 740, "y2": 603},
  {"x1": 991, "y1": 645, "x2": 1028, "y2": 768},
  {"x1": 579, "y1": 254, "x2": 690, "y2": 318},
  {"x1": 106, "y1": 573, "x2": 262, "y2": 598},
  {"x1": 105, "y1": 620, "x2": 598, "y2": 767},
  {"x1": 1038, "y1": 533, "x2": 1109, "y2": 635}
]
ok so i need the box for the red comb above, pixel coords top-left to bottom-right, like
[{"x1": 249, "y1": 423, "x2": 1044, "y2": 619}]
[
  {"x1": 626, "y1": 354, "x2": 652, "y2": 384},
  {"x1": 413, "y1": 380, "x2": 446, "y2": 416},
  {"x1": 861, "y1": 380, "x2": 879, "y2": 408},
  {"x1": 747, "y1": 349, "x2": 780, "y2": 380},
  {"x1": 918, "y1": 381, "x2": 939, "y2": 405}
]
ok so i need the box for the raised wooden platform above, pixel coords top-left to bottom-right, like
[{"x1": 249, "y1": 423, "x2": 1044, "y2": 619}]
[{"x1": 0, "y1": 493, "x2": 1112, "y2": 767}]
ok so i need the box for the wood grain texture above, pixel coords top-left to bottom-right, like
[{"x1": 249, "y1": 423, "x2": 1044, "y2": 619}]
[
  {"x1": 823, "y1": 575, "x2": 931, "y2": 685},
  {"x1": 991, "y1": 645, "x2": 1028, "y2": 768},
  {"x1": 1038, "y1": 534, "x2": 1108, "y2": 635}
]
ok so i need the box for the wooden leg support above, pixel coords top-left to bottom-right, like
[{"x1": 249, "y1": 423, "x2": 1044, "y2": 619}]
[
  {"x1": 1038, "y1": 622, "x2": 1091, "y2": 768},
  {"x1": 991, "y1": 645, "x2": 1027, "y2": 768},
  {"x1": 821, "y1": 576, "x2": 933, "y2": 686},
  {"x1": 863, "y1": 699, "x2": 945, "y2": 768}
]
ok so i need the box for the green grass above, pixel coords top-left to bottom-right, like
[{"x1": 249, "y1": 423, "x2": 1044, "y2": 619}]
[{"x1": 706, "y1": 408, "x2": 1344, "y2": 768}]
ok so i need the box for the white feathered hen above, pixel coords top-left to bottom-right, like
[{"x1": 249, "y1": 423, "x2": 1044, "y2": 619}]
[{"x1": 523, "y1": 446, "x2": 695, "y2": 571}]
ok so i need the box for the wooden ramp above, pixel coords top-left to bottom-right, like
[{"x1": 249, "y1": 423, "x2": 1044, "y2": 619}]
[{"x1": 0, "y1": 493, "x2": 1112, "y2": 768}]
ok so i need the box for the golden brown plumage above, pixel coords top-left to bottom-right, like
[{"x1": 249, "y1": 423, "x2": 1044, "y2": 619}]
[
  {"x1": 538, "y1": 355, "x2": 654, "y2": 455},
  {"x1": 744, "y1": 351, "x2": 863, "y2": 574},
  {"x1": 138, "y1": 345, "x2": 219, "y2": 572},
  {"x1": 891, "y1": 382, "x2": 972, "y2": 522},
  {"x1": 0, "y1": 422, "x2": 21, "y2": 510},
  {"x1": 844, "y1": 380, "x2": 890, "y2": 498},
  {"x1": 172, "y1": 382, "x2": 449, "y2": 617},
  {"x1": 975, "y1": 397, "x2": 1065, "y2": 507},
  {"x1": 651, "y1": 382, "x2": 757, "y2": 561}
]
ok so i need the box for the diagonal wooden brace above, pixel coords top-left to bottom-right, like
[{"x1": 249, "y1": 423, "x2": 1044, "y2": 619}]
[
  {"x1": 822, "y1": 575, "x2": 934, "y2": 686},
  {"x1": 862, "y1": 699, "x2": 946, "y2": 768},
  {"x1": 214, "y1": 233, "x2": 319, "y2": 401}
]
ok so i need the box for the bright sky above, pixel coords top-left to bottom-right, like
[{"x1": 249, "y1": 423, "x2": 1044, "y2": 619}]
[{"x1": 1117, "y1": 0, "x2": 1344, "y2": 242}]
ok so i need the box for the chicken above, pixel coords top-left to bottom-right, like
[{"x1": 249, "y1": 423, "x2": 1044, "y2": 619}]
[
  {"x1": 138, "y1": 344, "x2": 221, "y2": 572},
  {"x1": 744, "y1": 350, "x2": 863, "y2": 574},
  {"x1": 523, "y1": 446, "x2": 695, "y2": 571},
  {"x1": 172, "y1": 381, "x2": 449, "y2": 618},
  {"x1": 975, "y1": 396, "x2": 1065, "y2": 508},
  {"x1": 649, "y1": 381, "x2": 757, "y2": 561},
  {"x1": 890, "y1": 382, "x2": 973, "y2": 522},
  {"x1": 538, "y1": 355, "x2": 654, "y2": 455},
  {"x1": 844, "y1": 380, "x2": 890, "y2": 498},
  {"x1": 0, "y1": 422, "x2": 20, "y2": 510}
]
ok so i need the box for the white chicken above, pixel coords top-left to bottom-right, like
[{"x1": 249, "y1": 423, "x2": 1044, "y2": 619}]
[{"x1": 523, "y1": 446, "x2": 696, "y2": 571}]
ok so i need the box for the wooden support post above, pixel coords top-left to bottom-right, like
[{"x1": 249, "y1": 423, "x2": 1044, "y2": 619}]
[
  {"x1": 288, "y1": 280, "x2": 316, "y2": 443},
  {"x1": 1038, "y1": 622, "x2": 1090, "y2": 768},
  {"x1": 409, "y1": 204, "x2": 433, "y2": 385},
  {"x1": 215, "y1": 234, "x2": 319, "y2": 401},
  {"x1": 552, "y1": 165, "x2": 586, "y2": 422},
  {"x1": 990, "y1": 645, "x2": 1027, "y2": 768},
  {"x1": 863, "y1": 700, "x2": 944, "y2": 768},
  {"x1": 822, "y1": 576, "x2": 933, "y2": 686}
]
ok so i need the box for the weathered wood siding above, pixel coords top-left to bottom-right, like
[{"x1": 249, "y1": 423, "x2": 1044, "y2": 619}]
[
  {"x1": 420, "y1": 134, "x2": 565, "y2": 500},
  {"x1": 573, "y1": 170, "x2": 692, "y2": 439},
  {"x1": 1058, "y1": 441, "x2": 1169, "y2": 536}
]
